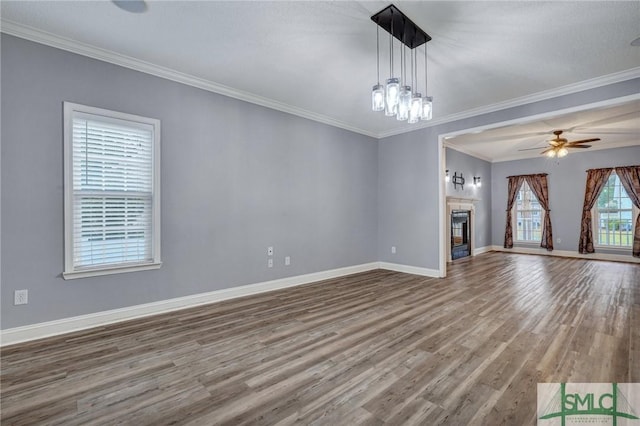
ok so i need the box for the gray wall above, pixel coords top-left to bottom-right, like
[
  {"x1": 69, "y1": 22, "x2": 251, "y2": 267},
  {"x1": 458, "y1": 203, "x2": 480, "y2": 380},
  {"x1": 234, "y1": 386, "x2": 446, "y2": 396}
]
[
  {"x1": 377, "y1": 78, "x2": 640, "y2": 270},
  {"x1": 2, "y1": 33, "x2": 639, "y2": 330},
  {"x1": 1, "y1": 35, "x2": 378, "y2": 329},
  {"x1": 445, "y1": 148, "x2": 492, "y2": 250},
  {"x1": 377, "y1": 129, "x2": 440, "y2": 267},
  {"x1": 491, "y1": 146, "x2": 640, "y2": 254}
]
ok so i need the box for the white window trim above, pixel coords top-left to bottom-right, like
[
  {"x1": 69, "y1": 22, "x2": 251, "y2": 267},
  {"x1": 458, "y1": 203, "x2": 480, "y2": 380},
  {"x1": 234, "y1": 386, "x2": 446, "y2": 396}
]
[
  {"x1": 591, "y1": 179, "x2": 639, "y2": 251},
  {"x1": 63, "y1": 102, "x2": 161, "y2": 279},
  {"x1": 512, "y1": 182, "x2": 545, "y2": 244}
]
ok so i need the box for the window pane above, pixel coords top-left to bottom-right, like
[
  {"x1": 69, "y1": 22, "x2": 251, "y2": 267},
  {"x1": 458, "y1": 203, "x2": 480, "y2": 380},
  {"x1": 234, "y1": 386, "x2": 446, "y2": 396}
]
[
  {"x1": 595, "y1": 173, "x2": 633, "y2": 247},
  {"x1": 73, "y1": 119, "x2": 153, "y2": 193},
  {"x1": 73, "y1": 196, "x2": 152, "y2": 267},
  {"x1": 67, "y1": 104, "x2": 157, "y2": 273},
  {"x1": 514, "y1": 181, "x2": 543, "y2": 242}
]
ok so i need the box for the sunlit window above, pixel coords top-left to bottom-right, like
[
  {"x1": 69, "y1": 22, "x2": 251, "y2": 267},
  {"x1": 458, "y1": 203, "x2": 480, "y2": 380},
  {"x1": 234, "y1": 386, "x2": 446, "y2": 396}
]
[
  {"x1": 593, "y1": 172, "x2": 637, "y2": 248},
  {"x1": 513, "y1": 181, "x2": 544, "y2": 242}
]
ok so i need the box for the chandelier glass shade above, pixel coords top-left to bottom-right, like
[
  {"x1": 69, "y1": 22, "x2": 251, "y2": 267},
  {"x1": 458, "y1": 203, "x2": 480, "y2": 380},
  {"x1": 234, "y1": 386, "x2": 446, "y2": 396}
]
[
  {"x1": 397, "y1": 86, "x2": 412, "y2": 121},
  {"x1": 370, "y1": 5, "x2": 433, "y2": 124},
  {"x1": 371, "y1": 84, "x2": 384, "y2": 111},
  {"x1": 420, "y1": 96, "x2": 433, "y2": 121},
  {"x1": 385, "y1": 77, "x2": 400, "y2": 116},
  {"x1": 408, "y1": 93, "x2": 422, "y2": 124}
]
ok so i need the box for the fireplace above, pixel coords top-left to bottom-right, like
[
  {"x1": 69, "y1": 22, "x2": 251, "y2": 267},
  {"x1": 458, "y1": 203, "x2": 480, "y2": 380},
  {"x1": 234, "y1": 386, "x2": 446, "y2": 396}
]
[
  {"x1": 451, "y1": 210, "x2": 471, "y2": 260},
  {"x1": 446, "y1": 197, "x2": 477, "y2": 262}
]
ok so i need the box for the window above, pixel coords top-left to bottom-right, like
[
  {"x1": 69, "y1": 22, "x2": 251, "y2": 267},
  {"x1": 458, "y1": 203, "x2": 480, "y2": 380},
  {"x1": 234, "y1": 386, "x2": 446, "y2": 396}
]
[
  {"x1": 593, "y1": 172, "x2": 638, "y2": 248},
  {"x1": 513, "y1": 180, "x2": 544, "y2": 242},
  {"x1": 64, "y1": 103, "x2": 161, "y2": 279}
]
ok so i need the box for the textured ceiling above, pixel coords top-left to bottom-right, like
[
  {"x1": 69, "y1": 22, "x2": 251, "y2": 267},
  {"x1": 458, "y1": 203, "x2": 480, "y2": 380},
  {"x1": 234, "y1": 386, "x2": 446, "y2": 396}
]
[
  {"x1": 445, "y1": 99, "x2": 640, "y2": 162},
  {"x1": 1, "y1": 1, "x2": 639, "y2": 157}
]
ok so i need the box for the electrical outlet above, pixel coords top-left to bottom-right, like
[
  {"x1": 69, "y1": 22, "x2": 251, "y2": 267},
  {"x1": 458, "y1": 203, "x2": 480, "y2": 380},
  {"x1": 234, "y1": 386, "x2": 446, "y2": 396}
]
[
  {"x1": 557, "y1": 238, "x2": 562, "y2": 244},
  {"x1": 285, "y1": 256, "x2": 291, "y2": 266},
  {"x1": 267, "y1": 246, "x2": 274, "y2": 256},
  {"x1": 268, "y1": 258, "x2": 274, "y2": 268},
  {"x1": 391, "y1": 246, "x2": 396, "y2": 254},
  {"x1": 14, "y1": 289, "x2": 28, "y2": 305}
]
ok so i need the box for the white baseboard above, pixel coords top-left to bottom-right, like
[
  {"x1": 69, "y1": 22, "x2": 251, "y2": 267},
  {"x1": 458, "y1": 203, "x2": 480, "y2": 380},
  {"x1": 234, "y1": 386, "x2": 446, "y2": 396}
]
[
  {"x1": 15, "y1": 247, "x2": 633, "y2": 347},
  {"x1": 378, "y1": 262, "x2": 441, "y2": 278},
  {"x1": 489, "y1": 245, "x2": 640, "y2": 264},
  {"x1": 0, "y1": 262, "x2": 379, "y2": 347},
  {"x1": 473, "y1": 245, "x2": 493, "y2": 256}
]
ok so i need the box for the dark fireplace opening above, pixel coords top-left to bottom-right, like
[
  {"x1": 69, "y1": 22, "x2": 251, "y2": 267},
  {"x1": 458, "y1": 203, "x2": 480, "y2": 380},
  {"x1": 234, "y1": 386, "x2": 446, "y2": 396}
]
[{"x1": 451, "y1": 210, "x2": 471, "y2": 260}]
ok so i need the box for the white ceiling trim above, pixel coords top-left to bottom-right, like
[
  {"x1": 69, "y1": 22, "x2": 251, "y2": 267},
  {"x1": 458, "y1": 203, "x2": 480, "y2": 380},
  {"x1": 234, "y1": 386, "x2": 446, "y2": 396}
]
[
  {"x1": 379, "y1": 67, "x2": 640, "y2": 139},
  {"x1": 2, "y1": 19, "x2": 639, "y2": 141},
  {"x1": 0, "y1": 19, "x2": 378, "y2": 139}
]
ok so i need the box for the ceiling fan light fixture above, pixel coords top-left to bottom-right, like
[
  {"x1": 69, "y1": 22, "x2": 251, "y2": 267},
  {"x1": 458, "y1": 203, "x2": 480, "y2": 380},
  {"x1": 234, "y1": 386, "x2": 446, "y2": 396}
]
[{"x1": 538, "y1": 130, "x2": 600, "y2": 158}]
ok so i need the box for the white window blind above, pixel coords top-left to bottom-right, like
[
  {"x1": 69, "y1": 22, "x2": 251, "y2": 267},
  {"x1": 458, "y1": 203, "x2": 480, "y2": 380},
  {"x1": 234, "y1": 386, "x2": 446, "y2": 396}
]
[{"x1": 64, "y1": 103, "x2": 161, "y2": 279}]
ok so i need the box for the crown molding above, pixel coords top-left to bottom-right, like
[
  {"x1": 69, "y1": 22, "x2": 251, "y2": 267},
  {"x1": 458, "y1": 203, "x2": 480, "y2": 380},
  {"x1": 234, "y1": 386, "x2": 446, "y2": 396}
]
[
  {"x1": 2, "y1": 19, "x2": 639, "y2": 141},
  {"x1": 0, "y1": 20, "x2": 378, "y2": 139},
  {"x1": 377, "y1": 67, "x2": 640, "y2": 139}
]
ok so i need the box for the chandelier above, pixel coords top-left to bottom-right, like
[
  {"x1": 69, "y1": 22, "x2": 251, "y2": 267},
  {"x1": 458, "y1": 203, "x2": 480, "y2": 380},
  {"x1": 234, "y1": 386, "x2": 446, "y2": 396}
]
[{"x1": 371, "y1": 5, "x2": 433, "y2": 123}]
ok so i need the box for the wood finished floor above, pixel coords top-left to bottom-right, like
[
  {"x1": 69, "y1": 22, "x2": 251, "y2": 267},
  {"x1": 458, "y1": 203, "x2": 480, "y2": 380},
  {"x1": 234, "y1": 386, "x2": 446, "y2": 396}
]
[{"x1": 1, "y1": 252, "x2": 639, "y2": 425}]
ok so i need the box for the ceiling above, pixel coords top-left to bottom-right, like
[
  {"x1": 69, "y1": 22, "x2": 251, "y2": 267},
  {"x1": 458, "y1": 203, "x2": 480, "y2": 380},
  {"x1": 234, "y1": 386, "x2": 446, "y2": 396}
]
[
  {"x1": 446, "y1": 99, "x2": 640, "y2": 162},
  {"x1": 1, "y1": 1, "x2": 639, "y2": 159}
]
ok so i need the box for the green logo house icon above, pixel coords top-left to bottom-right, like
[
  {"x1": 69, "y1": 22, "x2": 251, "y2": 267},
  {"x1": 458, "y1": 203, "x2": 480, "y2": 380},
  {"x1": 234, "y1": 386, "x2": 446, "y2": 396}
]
[{"x1": 538, "y1": 383, "x2": 640, "y2": 426}]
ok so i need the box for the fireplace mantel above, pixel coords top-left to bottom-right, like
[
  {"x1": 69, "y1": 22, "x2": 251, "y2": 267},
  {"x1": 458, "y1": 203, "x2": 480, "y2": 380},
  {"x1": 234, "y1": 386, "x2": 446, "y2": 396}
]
[{"x1": 446, "y1": 196, "x2": 480, "y2": 204}]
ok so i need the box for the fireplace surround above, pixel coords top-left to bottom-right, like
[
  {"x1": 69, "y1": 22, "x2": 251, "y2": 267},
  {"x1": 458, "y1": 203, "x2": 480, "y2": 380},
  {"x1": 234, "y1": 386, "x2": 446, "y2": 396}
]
[{"x1": 446, "y1": 197, "x2": 478, "y2": 262}]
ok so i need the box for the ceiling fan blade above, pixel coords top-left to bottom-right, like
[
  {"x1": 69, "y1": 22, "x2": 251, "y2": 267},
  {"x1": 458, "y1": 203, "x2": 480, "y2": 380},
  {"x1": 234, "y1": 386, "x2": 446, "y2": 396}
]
[
  {"x1": 568, "y1": 145, "x2": 591, "y2": 149},
  {"x1": 540, "y1": 147, "x2": 554, "y2": 155},
  {"x1": 568, "y1": 138, "x2": 600, "y2": 144},
  {"x1": 518, "y1": 147, "x2": 548, "y2": 151},
  {"x1": 483, "y1": 131, "x2": 550, "y2": 142},
  {"x1": 549, "y1": 140, "x2": 560, "y2": 147}
]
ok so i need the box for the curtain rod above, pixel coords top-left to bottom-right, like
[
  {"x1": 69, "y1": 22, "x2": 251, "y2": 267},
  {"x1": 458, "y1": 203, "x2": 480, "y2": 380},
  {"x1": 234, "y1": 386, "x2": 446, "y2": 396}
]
[
  {"x1": 585, "y1": 165, "x2": 639, "y2": 172},
  {"x1": 506, "y1": 173, "x2": 548, "y2": 179}
]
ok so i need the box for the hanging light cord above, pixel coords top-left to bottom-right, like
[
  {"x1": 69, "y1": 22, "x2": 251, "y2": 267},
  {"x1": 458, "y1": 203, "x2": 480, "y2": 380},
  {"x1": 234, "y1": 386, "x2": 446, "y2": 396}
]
[
  {"x1": 424, "y1": 42, "x2": 428, "y2": 95},
  {"x1": 376, "y1": 26, "x2": 380, "y2": 85},
  {"x1": 401, "y1": 44, "x2": 405, "y2": 86},
  {"x1": 411, "y1": 46, "x2": 414, "y2": 92},
  {"x1": 416, "y1": 48, "x2": 420, "y2": 93},
  {"x1": 389, "y1": 11, "x2": 394, "y2": 77}
]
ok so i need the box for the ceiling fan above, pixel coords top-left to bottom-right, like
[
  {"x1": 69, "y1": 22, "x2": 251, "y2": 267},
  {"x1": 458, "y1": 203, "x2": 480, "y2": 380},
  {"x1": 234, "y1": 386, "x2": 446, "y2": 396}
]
[
  {"x1": 541, "y1": 130, "x2": 600, "y2": 158},
  {"x1": 519, "y1": 130, "x2": 601, "y2": 158}
]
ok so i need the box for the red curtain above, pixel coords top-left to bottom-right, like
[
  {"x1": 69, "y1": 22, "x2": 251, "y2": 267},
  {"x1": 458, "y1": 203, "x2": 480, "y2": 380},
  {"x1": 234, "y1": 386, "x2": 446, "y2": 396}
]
[
  {"x1": 504, "y1": 176, "x2": 525, "y2": 248},
  {"x1": 525, "y1": 174, "x2": 553, "y2": 251},
  {"x1": 578, "y1": 168, "x2": 613, "y2": 254},
  {"x1": 615, "y1": 166, "x2": 640, "y2": 257}
]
